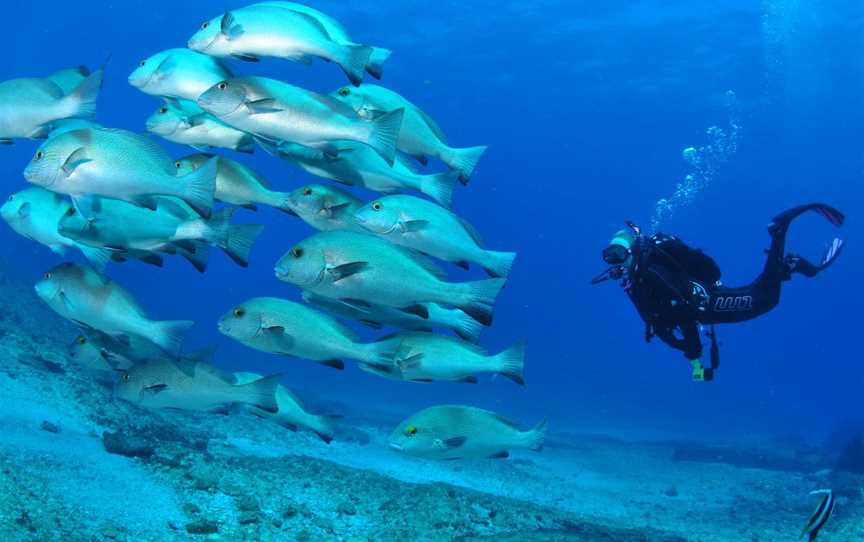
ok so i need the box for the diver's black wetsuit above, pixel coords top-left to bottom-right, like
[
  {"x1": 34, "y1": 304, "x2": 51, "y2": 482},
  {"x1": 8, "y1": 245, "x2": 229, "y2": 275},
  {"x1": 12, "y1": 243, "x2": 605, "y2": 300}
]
[{"x1": 625, "y1": 204, "x2": 844, "y2": 360}]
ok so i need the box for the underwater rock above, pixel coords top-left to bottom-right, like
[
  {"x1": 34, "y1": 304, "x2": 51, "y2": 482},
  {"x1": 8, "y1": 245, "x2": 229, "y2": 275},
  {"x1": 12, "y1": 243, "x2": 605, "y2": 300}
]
[
  {"x1": 102, "y1": 430, "x2": 155, "y2": 458},
  {"x1": 185, "y1": 519, "x2": 219, "y2": 535},
  {"x1": 40, "y1": 420, "x2": 60, "y2": 433},
  {"x1": 235, "y1": 494, "x2": 260, "y2": 512},
  {"x1": 337, "y1": 500, "x2": 357, "y2": 516},
  {"x1": 671, "y1": 441, "x2": 822, "y2": 472}
]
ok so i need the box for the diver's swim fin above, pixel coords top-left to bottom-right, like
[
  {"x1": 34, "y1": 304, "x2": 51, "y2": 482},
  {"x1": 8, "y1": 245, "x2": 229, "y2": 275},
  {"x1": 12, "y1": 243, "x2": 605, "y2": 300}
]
[
  {"x1": 784, "y1": 238, "x2": 844, "y2": 278},
  {"x1": 769, "y1": 203, "x2": 845, "y2": 238}
]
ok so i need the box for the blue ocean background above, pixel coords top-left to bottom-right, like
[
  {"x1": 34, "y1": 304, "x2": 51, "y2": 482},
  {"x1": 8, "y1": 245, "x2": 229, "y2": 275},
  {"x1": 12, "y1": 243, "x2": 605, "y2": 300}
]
[{"x1": 1, "y1": 0, "x2": 861, "y2": 446}]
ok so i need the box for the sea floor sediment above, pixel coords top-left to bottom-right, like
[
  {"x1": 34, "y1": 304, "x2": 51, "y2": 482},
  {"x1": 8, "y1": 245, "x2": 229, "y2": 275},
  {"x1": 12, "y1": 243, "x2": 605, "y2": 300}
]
[{"x1": 0, "y1": 274, "x2": 861, "y2": 542}]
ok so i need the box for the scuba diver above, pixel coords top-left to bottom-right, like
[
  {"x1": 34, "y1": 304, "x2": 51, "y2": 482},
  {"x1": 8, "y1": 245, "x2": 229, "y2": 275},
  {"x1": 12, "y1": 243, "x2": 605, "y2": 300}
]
[{"x1": 593, "y1": 203, "x2": 845, "y2": 381}]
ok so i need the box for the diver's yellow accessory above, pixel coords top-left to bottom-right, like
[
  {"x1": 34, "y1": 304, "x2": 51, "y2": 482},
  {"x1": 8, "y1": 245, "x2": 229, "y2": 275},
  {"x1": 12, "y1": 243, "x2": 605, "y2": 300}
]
[{"x1": 690, "y1": 359, "x2": 706, "y2": 382}]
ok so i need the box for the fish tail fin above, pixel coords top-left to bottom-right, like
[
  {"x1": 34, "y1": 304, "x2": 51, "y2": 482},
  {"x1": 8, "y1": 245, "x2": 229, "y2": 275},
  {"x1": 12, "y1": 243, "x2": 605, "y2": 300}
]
[
  {"x1": 308, "y1": 415, "x2": 336, "y2": 444},
  {"x1": 365, "y1": 47, "x2": 392, "y2": 79},
  {"x1": 150, "y1": 320, "x2": 194, "y2": 355},
  {"x1": 78, "y1": 245, "x2": 112, "y2": 272},
  {"x1": 205, "y1": 207, "x2": 264, "y2": 268},
  {"x1": 456, "y1": 277, "x2": 506, "y2": 326},
  {"x1": 442, "y1": 145, "x2": 488, "y2": 185},
  {"x1": 179, "y1": 242, "x2": 210, "y2": 273},
  {"x1": 449, "y1": 309, "x2": 483, "y2": 343},
  {"x1": 367, "y1": 108, "x2": 404, "y2": 165},
  {"x1": 420, "y1": 169, "x2": 459, "y2": 209},
  {"x1": 494, "y1": 340, "x2": 526, "y2": 386},
  {"x1": 339, "y1": 43, "x2": 373, "y2": 86},
  {"x1": 63, "y1": 68, "x2": 104, "y2": 119},
  {"x1": 238, "y1": 374, "x2": 281, "y2": 413},
  {"x1": 483, "y1": 250, "x2": 517, "y2": 278},
  {"x1": 178, "y1": 156, "x2": 217, "y2": 218},
  {"x1": 523, "y1": 419, "x2": 547, "y2": 452}
]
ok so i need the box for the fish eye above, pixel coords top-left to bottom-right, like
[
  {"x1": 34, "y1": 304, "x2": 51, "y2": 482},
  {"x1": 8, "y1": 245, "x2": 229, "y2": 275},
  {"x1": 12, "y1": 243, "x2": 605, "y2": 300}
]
[
  {"x1": 65, "y1": 208, "x2": 76, "y2": 216},
  {"x1": 291, "y1": 246, "x2": 303, "y2": 258},
  {"x1": 218, "y1": 82, "x2": 227, "y2": 90},
  {"x1": 202, "y1": 21, "x2": 209, "y2": 30},
  {"x1": 76, "y1": 336, "x2": 87, "y2": 345},
  {"x1": 35, "y1": 151, "x2": 43, "y2": 161},
  {"x1": 7, "y1": 195, "x2": 13, "y2": 201},
  {"x1": 233, "y1": 307, "x2": 245, "y2": 318},
  {"x1": 121, "y1": 373, "x2": 130, "y2": 383},
  {"x1": 174, "y1": 161, "x2": 182, "y2": 169},
  {"x1": 43, "y1": 272, "x2": 51, "y2": 280},
  {"x1": 302, "y1": 187, "x2": 312, "y2": 196},
  {"x1": 159, "y1": 107, "x2": 168, "y2": 114},
  {"x1": 338, "y1": 87, "x2": 350, "y2": 97},
  {"x1": 404, "y1": 425, "x2": 418, "y2": 437},
  {"x1": 139, "y1": 60, "x2": 146, "y2": 67},
  {"x1": 371, "y1": 202, "x2": 383, "y2": 211}
]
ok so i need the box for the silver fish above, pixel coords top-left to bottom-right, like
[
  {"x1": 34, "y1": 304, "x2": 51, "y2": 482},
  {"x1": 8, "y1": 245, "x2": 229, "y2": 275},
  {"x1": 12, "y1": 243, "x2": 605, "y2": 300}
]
[
  {"x1": 128, "y1": 48, "x2": 234, "y2": 102},
  {"x1": 0, "y1": 69, "x2": 103, "y2": 142},
  {"x1": 116, "y1": 358, "x2": 279, "y2": 413},
  {"x1": 389, "y1": 405, "x2": 546, "y2": 460},
  {"x1": 362, "y1": 332, "x2": 525, "y2": 385},
  {"x1": 58, "y1": 199, "x2": 263, "y2": 268},
  {"x1": 218, "y1": 296, "x2": 389, "y2": 370},
  {"x1": 275, "y1": 141, "x2": 458, "y2": 208},
  {"x1": 254, "y1": 2, "x2": 391, "y2": 78},
  {"x1": 188, "y1": 4, "x2": 379, "y2": 85},
  {"x1": 274, "y1": 230, "x2": 506, "y2": 326},
  {"x1": 353, "y1": 194, "x2": 516, "y2": 277},
  {"x1": 286, "y1": 183, "x2": 365, "y2": 232},
  {"x1": 1, "y1": 187, "x2": 111, "y2": 269},
  {"x1": 146, "y1": 101, "x2": 254, "y2": 153},
  {"x1": 301, "y1": 291, "x2": 483, "y2": 343},
  {"x1": 23, "y1": 127, "x2": 217, "y2": 218},
  {"x1": 175, "y1": 153, "x2": 291, "y2": 213},
  {"x1": 67, "y1": 329, "x2": 163, "y2": 371},
  {"x1": 333, "y1": 84, "x2": 487, "y2": 182},
  {"x1": 196, "y1": 76, "x2": 403, "y2": 164},
  {"x1": 233, "y1": 371, "x2": 335, "y2": 443},
  {"x1": 35, "y1": 262, "x2": 193, "y2": 354}
]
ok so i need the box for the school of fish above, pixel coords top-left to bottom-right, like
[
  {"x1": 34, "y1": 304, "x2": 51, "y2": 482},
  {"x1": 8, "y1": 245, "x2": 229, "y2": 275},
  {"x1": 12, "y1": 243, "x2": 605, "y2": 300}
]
[{"x1": 1, "y1": 2, "x2": 545, "y2": 458}]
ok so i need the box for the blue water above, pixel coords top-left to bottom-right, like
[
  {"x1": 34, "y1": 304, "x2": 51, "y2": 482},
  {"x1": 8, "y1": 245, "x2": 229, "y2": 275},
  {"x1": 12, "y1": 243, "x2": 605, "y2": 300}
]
[{"x1": 2, "y1": 0, "x2": 862, "y2": 447}]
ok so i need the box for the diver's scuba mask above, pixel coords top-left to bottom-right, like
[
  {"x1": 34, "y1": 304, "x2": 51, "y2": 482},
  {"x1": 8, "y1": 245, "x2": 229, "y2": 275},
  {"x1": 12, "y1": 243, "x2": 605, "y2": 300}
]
[{"x1": 591, "y1": 221, "x2": 642, "y2": 285}]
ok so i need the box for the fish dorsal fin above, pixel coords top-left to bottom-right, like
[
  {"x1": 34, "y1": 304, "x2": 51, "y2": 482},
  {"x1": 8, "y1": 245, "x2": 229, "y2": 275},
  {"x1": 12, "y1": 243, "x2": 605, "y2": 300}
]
[
  {"x1": 396, "y1": 246, "x2": 447, "y2": 280},
  {"x1": 98, "y1": 128, "x2": 175, "y2": 171},
  {"x1": 286, "y1": 10, "x2": 334, "y2": 41},
  {"x1": 492, "y1": 413, "x2": 522, "y2": 431},
  {"x1": 312, "y1": 93, "x2": 363, "y2": 119},
  {"x1": 155, "y1": 197, "x2": 193, "y2": 219}
]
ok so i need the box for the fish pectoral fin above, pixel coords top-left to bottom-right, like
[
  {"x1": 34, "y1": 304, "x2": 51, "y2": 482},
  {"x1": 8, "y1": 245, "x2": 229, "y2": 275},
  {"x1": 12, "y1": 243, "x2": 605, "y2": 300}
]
[
  {"x1": 16, "y1": 202, "x2": 32, "y2": 218},
  {"x1": 220, "y1": 11, "x2": 245, "y2": 39},
  {"x1": 329, "y1": 262, "x2": 369, "y2": 282},
  {"x1": 172, "y1": 240, "x2": 197, "y2": 253},
  {"x1": 401, "y1": 220, "x2": 429, "y2": 232},
  {"x1": 245, "y1": 98, "x2": 282, "y2": 114},
  {"x1": 232, "y1": 53, "x2": 259, "y2": 62},
  {"x1": 61, "y1": 147, "x2": 93, "y2": 176},
  {"x1": 325, "y1": 202, "x2": 352, "y2": 217},
  {"x1": 131, "y1": 195, "x2": 158, "y2": 211},
  {"x1": 263, "y1": 326, "x2": 296, "y2": 351},
  {"x1": 396, "y1": 353, "x2": 424, "y2": 371},
  {"x1": 339, "y1": 298, "x2": 372, "y2": 312},
  {"x1": 143, "y1": 383, "x2": 168, "y2": 395},
  {"x1": 444, "y1": 436, "x2": 467, "y2": 449},
  {"x1": 458, "y1": 376, "x2": 479, "y2": 384},
  {"x1": 0, "y1": 138, "x2": 13, "y2": 144},
  {"x1": 361, "y1": 362, "x2": 395, "y2": 374},
  {"x1": 28, "y1": 125, "x2": 51, "y2": 139},
  {"x1": 488, "y1": 451, "x2": 509, "y2": 459},
  {"x1": 409, "y1": 378, "x2": 433, "y2": 383}
]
